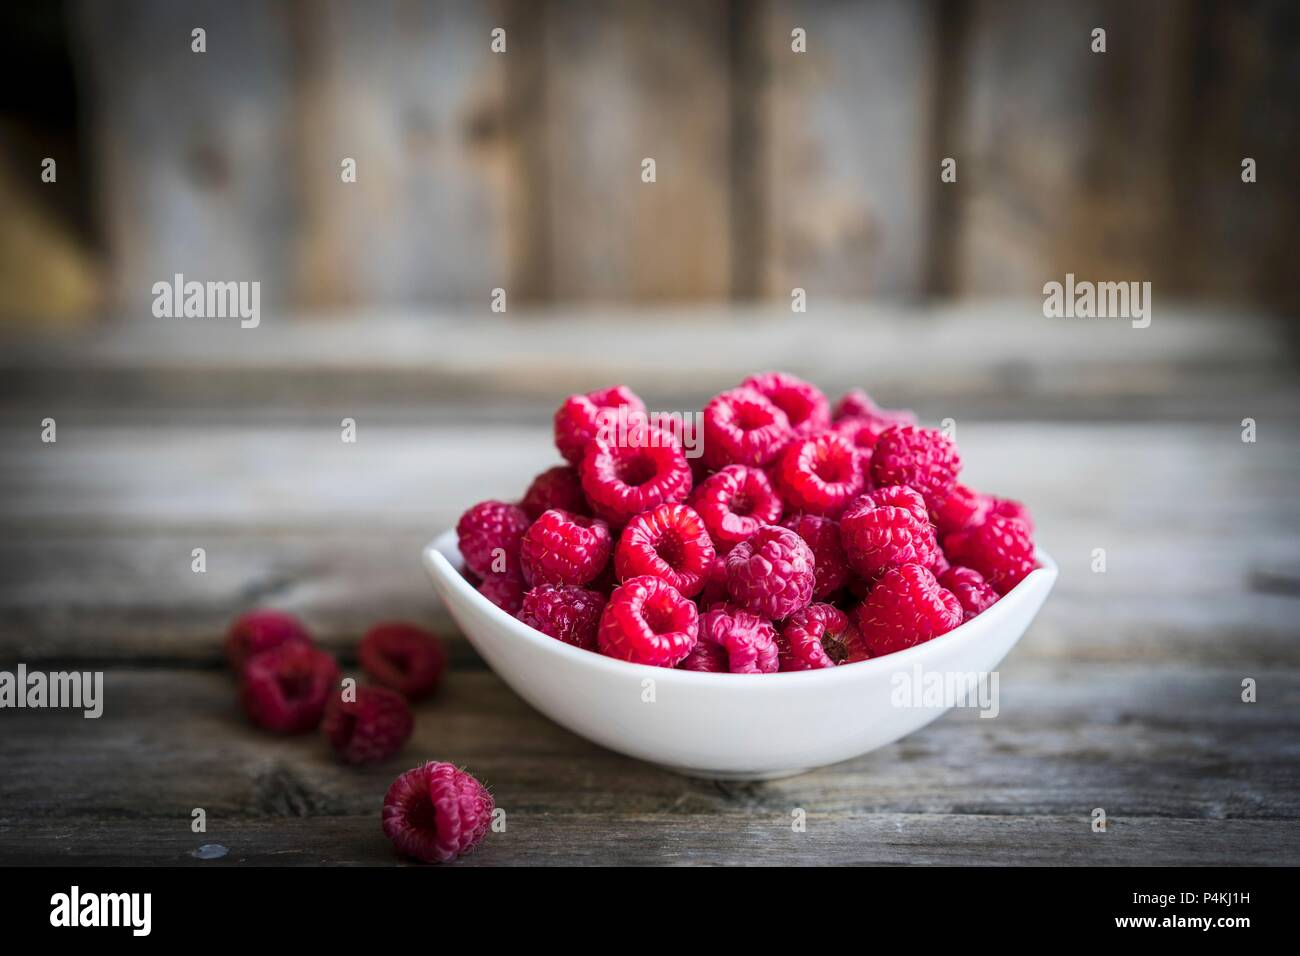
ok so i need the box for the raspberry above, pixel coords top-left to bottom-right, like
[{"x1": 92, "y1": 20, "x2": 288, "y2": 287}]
[
  {"x1": 870, "y1": 425, "x2": 962, "y2": 510},
  {"x1": 597, "y1": 575, "x2": 699, "y2": 667},
  {"x1": 832, "y1": 416, "x2": 891, "y2": 469},
  {"x1": 725, "y1": 525, "x2": 816, "y2": 620},
  {"x1": 740, "y1": 372, "x2": 831, "y2": 437},
  {"x1": 614, "y1": 504, "x2": 716, "y2": 597},
  {"x1": 774, "y1": 431, "x2": 866, "y2": 517},
  {"x1": 322, "y1": 685, "x2": 413, "y2": 764},
  {"x1": 779, "y1": 603, "x2": 870, "y2": 670},
  {"x1": 678, "y1": 634, "x2": 730, "y2": 672},
  {"x1": 939, "y1": 566, "x2": 1000, "y2": 622},
  {"x1": 224, "y1": 609, "x2": 312, "y2": 671},
  {"x1": 840, "y1": 485, "x2": 941, "y2": 580},
  {"x1": 692, "y1": 605, "x2": 779, "y2": 674},
  {"x1": 832, "y1": 388, "x2": 917, "y2": 428},
  {"x1": 853, "y1": 564, "x2": 962, "y2": 657},
  {"x1": 456, "y1": 500, "x2": 529, "y2": 581},
  {"x1": 695, "y1": 553, "x2": 731, "y2": 609},
  {"x1": 579, "y1": 427, "x2": 692, "y2": 527},
  {"x1": 932, "y1": 482, "x2": 989, "y2": 536},
  {"x1": 701, "y1": 388, "x2": 791, "y2": 470},
  {"x1": 359, "y1": 622, "x2": 446, "y2": 700},
  {"x1": 382, "y1": 761, "x2": 493, "y2": 864},
  {"x1": 477, "y1": 575, "x2": 525, "y2": 614},
  {"x1": 240, "y1": 641, "x2": 340, "y2": 733},
  {"x1": 518, "y1": 584, "x2": 607, "y2": 651},
  {"x1": 520, "y1": 465, "x2": 589, "y2": 520},
  {"x1": 943, "y1": 515, "x2": 1035, "y2": 595},
  {"x1": 987, "y1": 495, "x2": 1035, "y2": 533},
  {"x1": 782, "y1": 513, "x2": 849, "y2": 600},
  {"x1": 689, "y1": 464, "x2": 783, "y2": 552},
  {"x1": 520, "y1": 509, "x2": 612, "y2": 586},
  {"x1": 554, "y1": 385, "x2": 646, "y2": 465}
]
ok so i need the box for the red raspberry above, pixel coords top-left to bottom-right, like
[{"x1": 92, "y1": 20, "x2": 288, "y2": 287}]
[
  {"x1": 322, "y1": 685, "x2": 413, "y2": 764},
  {"x1": 240, "y1": 641, "x2": 340, "y2": 733},
  {"x1": 870, "y1": 425, "x2": 961, "y2": 510},
  {"x1": 691, "y1": 605, "x2": 779, "y2": 674},
  {"x1": 701, "y1": 388, "x2": 791, "y2": 470},
  {"x1": 518, "y1": 584, "x2": 606, "y2": 651},
  {"x1": 832, "y1": 388, "x2": 917, "y2": 428},
  {"x1": 986, "y1": 495, "x2": 1034, "y2": 533},
  {"x1": 774, "y1": 431, "x2": 866, "y2": 517},
  {"x1": 782, "y1": 513, "x2": 849, "y2": 600},
  {"x1": 477, "y1": 575, "x2": 525, "y2": 614},
  {"x1": 456, "y1": 500, "x2": 529, "y2": 581},
  {"x1": 553, "y1": 385, "x2": 646, "y2": 465},
  {"x1": 932, "y1": 482, "x2": 989, "y2": 536},
  {"x1": 689, "y1": 464, "x2": 783, "y2": 553},
  {"x1": 943, "y1": 515, "x2": 1035, "y2": 595},
  {"x1": 779, "y1": 603, "x2": 870, "y2": 670},
  {"x1": 678, "y1": 634, "x2": 730, "y2": 672},
  {"x1": 224, "y1": 609, "x2": 312, "y2": 671},
  {"x1": 853, "y1": 564, "x2": 962, "y2": 657},
  {"x1": 725, "y1": 525, "x2": 816, "y2": 620},
  {"x1": 359, "y1": 622, "x2": 446, "y2": 700},
  {"x1": 520, "y1": 465, "x2": 588, "y2": 520},
  {"x1": 938, "y1": 566, "x2": 1000, "y2": 622},
  {"x1": 579, "y1": 426, "x2": 692, "y2": 527},
  {"x1": 840, "y1": 485, "x2": 941, "y2": 581},
  {"x1": 740, "y1": 371, "x2": 831, "y2": 437},
  {"x1": 520, "y1": 509, "x2": 612, "y2": 586},
  {"x1": 614, "y1": 504, "x2": 716, "y2": 597},
  {"x1": 597, "y1": 575, "x2": 699, "y2": 667},
  {"x1": 695, "y1": 553, "x2": 731, "y2": 610},
  {"x1": 382, "y1": 761, "x2": 493, "y2": 864}
]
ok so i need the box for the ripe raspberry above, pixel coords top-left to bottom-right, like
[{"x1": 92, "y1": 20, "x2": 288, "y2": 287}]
[
  {"x1": 477, "y1": 575, "x2": 524, "y2": 614},
  {"x1": 725, "y1": 525, "x2": 816, "y2": 620},
  {"x1": 782, "y1": 513, "x2": 849, "y2": 600},
  {"x1": 456, "y1": 500, "x2": 529, "y2": 581},
  {"x1": 943, "y1": 515, "x2": 1035, "y2": 595},
  {"x1": 520, "y1": 465, "x2": 589, "y2": 520},
  {"x1": 579, "y1": 426, "x2": 692, "y2": 527},
  {"x1": 691, "y1": 605, "x2": 779, "y2": 674},
  {"x1": 932, "y1": 482, "x2": 989, "y2": 536},
  {"x1": 553, "y1": 385, "x2": 646, "y2": 465},
  {"x1": 831, "y1": 416, "x2": 894, "y2": 472},
  {"x1": 831, "y1": 388, "x2": 917, "y2": 428},
  {"x1": 695, "y1": 553, "x2": 731, "y2": 610},
  {"x1": 840, "y1": 485, "x2": 941, "y2": 581},
  {"x1": 382, "y1": 761, "x2": 493, "y2": 864},
  {"x1": 359, "y1": 622, "x2": 446, "y2": 700},
  {"x1": 774, "y1": 431, "x2": 866, "y2": 517},
  {"x1": 689, "y1": 464, "x2": 783, "y2": 553},
  {"x1": 520, "y1": 509, "x2": 612, "y2": 586},
  {"x1": 870, "y1": 425, "x2": 962, "y2": 510},
  {"x1": 240, "y1": 641, "x2": 340, "y2": 733},
  {"x1": 678, "y1": 634, "x2": 730, "y2": 672},
  {"x1": 597, "y1": 575, "x2": 699, "y2": 667},
  {"x1": 224, "y1": 609, "x2": 312, "y2": 671},
  {"x1": 322, "y1": 685, "x2": 413, "y2": 764},
  {"x1": 518, "y1": 584, "x2": 606, "y2": 651},
  {"x1": 938, "y1": 566, "x2": 1000, "y2": 622},
  {"x1": 779, "y1": 603, "x2": 870, "y2": 670},
  {"x1": 614, "y1": 504, "x2": 716, "y2": 598},
  {"x1": 740, "y1": 372, "x2": 831, "y2": 437},
  {"x1": 853, "y1": 564, "x2": 962, "y2": 657},
  {"x1": 701, "y1": 388, "x2": 791, "y2": 470},
  {"x1": 987, "y1": 496, "x2": 1035, "y2": 534}
]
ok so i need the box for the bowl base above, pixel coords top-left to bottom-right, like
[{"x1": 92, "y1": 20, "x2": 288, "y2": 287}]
[{"x1": 658, "y1": 764, "x2": 813, "y2": 781}]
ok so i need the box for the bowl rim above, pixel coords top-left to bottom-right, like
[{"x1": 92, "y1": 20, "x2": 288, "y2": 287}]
[{"x1": 423, "y1": 529, "x2": 1057, "y2": 688}]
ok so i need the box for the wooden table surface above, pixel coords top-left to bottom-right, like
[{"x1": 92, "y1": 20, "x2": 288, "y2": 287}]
[{"x1": 1, "y1": 304, "x2": 1297, "y2": 865}]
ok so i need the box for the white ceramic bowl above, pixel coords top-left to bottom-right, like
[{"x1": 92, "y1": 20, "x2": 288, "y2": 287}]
[{"x1": 423, "y1": 531, "x2": 1057, "y2": 779}]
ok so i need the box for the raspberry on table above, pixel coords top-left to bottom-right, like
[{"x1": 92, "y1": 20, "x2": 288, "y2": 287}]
[
  {"x1": 725, "y1": 524, "x2": 816, "y2": 620},
  {"x1": 553, "y1": 385, "x2": 646, "y2": 465},
  {"x1": 224, "y1": 608, "x2": 312, "y2": 671},
  {"x1": 478, "y1": 574, "x2": 525, "y2": 614},
  {"x1": 701, "y1": 388, "x2": 792, "y2": 470},
  {"x1": 359, "y1": 622, "x2": 446, "y2": 700},
  {"x1": 831, "y1": 388, "x2": 917, "y2": 428},
  {"x1": 614, "y1": 503, "x2": 716, "y2": 598},
  {"x1": 932, "y1": 482, "x2": 989, "y2": 536},
  {"x1": 689, "y1": 464, "x2": 783, "y2": 553},
  {"x1": 774, "y1": 431, "x2": 866, "y2": 517},
  {"x1": 853, "y1": 563, "x2": 962, "y2": 657},
  {"x1": 520, "y1": 508, "x2": 612, "y2": 587},
  {"x1": 456, "y1": 500, "x2": 530, "y2": 581},
  {"x1": 740, "y1": 371, "x2": 831, "y2": 438},
  {"x1": 521, "y1": 465, "x2": 589, "y2": 520},
  {"x1": 597, "y1": 575, "x2": 699, "y2": 667},
  {"x1": 579, "y1": 426, "x2": 692, "y2": 527},
  {"x1": 240, "y1": 641, "x2": 340, "y2": 733},
  {"x1": 518, "y1": 584, "x2": 607, "y2": 651},
  {"x1": 870, "y1": 424, "x2": 962, "y2": 510},
  {"x1": 840, "y1": 484, "x2": 941, "y2": 581},
  {"x1": 779, "y1": 603, "x2": 870, "y2": 670},
  {"x1": 322, "y1": 685, "x2": 413, "y2": 764},
  {"x1": 943, "y1": 514, "x2": 1035, "y2": 595},
  {"x1": 691, "y1": 604, "x2": 779, "y2": 674},
  {"x1": 382, "y1": 761, "x2": 494, "y2": 864},
  {"x1": 782, "y1": 513, "x2": 849, "y2": 601},
  {"x1": 939, "y1": 566, "x2": 1000, "y2": 621}
]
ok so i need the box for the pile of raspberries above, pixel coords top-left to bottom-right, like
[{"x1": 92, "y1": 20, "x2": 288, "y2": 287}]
[{"x1": 457, "y1": 373, "x2": 1036, "y2": 673}]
